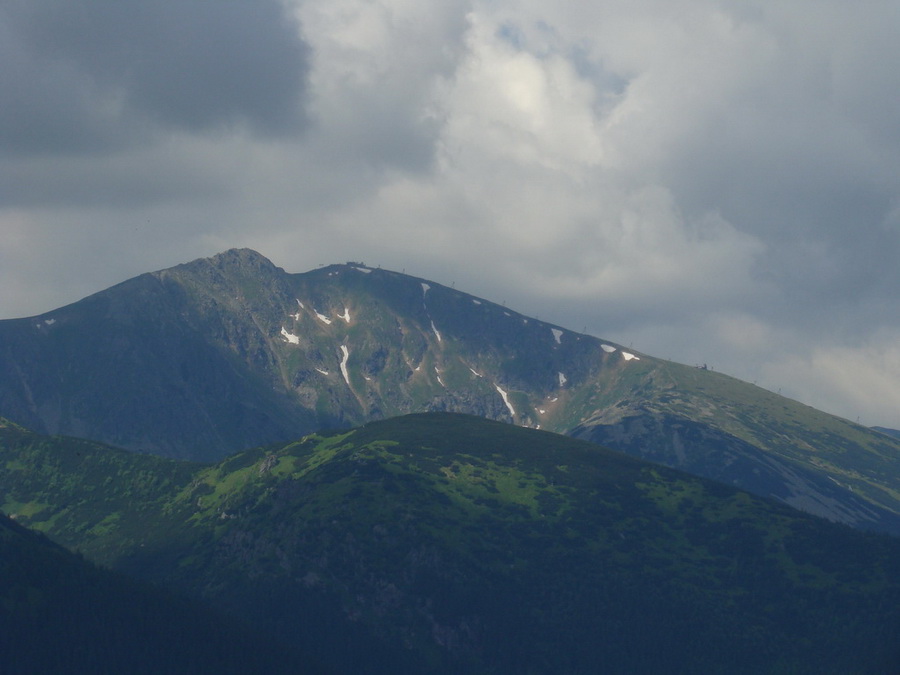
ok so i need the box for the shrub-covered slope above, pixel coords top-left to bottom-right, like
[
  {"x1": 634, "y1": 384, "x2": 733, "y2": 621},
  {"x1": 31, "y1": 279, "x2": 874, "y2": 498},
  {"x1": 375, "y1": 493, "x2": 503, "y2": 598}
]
[{"x1": 3, "y1": 414, "x2": 900, "y2": 673}]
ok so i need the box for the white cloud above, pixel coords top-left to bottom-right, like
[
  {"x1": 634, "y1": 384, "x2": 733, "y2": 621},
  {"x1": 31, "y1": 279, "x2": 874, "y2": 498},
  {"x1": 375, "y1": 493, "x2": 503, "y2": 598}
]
[{"x1": 763, "y1": 330, "x2": 900, "y2": 428}]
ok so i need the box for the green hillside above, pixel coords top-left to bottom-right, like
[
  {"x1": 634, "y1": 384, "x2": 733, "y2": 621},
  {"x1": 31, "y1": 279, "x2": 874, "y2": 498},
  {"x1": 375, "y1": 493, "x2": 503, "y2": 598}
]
[
  {"x1": 0, "y1": 418, "x2": 197, "y2": 563},
  {"x1": 3, "y1": 414, "x2": 899, "y2": 673},
  {"x1": 571, "y1": 358, "x2": 900, "y2": 533}
]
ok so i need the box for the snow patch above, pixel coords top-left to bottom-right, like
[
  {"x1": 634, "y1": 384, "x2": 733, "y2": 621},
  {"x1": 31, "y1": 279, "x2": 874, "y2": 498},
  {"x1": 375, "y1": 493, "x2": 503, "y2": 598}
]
[
  {"x1": 354, "y1": 266, "x2": 372, "y2": 274},
  {"x1": 472, "y1": 299, "x2": 481, "y2": 305},
  {"x1": 314, "y1": 310, "x2": 332, "y2": 324},
  {"x1": 495, "y1": 385, "x2": 516, "y2": 417},
  {"x1": 437, "y1": 375, "x2": 445, "y2": 387},
  {"x1": 296, "y1": 299, "x2": 305, "y2": 309},
  {"x1": 421, "y1": 282, "x2": 430, "y2": 297},
  {"x1": 558, "y1": 372, "x2": 567, "y2": 387},
  {"x1": 280, "y1": 327, "x2": 300, "y2": 345},
  {"x1": 44, "y1": 318, "x2": 56, "y2": 326},
  {"x1": 551, "y1": 328, "x2": 563, "y2": 344},
  {"x1": 315, "y1": 368, "x2": 329, "y2": 375},
  {"x1": 430, "y1": 320, "x2": 442, "y2": 342},
  {"x1": 290, "y1": 312, "x2": 301, "y2": 321},
  {"x1": 339, "y1": 345, "x2": 350, "y2": 385},
  {"x1": 469, "y1": 367, "x2": 483, "y2": 377},
  {"x1": 601, "y1": 344, "x2": 616, "y2": 353},
  {"x1": 339, "y1": 308, "x2": 351, "y2": 323},
  {"x1": 622, "y1": 352, "x2": 640, "y2": 361},
  {"x1": 538, "y1": 409, "x2": 546, "y2": 414}
]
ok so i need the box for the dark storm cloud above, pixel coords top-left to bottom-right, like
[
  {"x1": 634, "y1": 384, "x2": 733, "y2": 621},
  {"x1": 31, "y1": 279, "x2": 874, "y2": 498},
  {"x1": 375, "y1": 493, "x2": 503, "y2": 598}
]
[
  {"x1": 659, "y1": 76, "x2": 900, "y2": 338},
  {"x1": 0, "y1": 149, "x2": 228, "y2": 208},
  {"x1": 0, "y1": 0, "x2": 310, "y2": 156}
]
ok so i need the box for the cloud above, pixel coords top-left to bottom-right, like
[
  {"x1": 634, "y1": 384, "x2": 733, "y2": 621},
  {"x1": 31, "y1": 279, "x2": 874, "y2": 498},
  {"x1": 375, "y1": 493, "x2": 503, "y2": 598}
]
[
  {"x1": 296, "y1": 0, "x2": 470, "y2": 172},
  {"x1": 0, "y1": 0, "x2": 310, "y2": 159},
  {"x1": 1, "y1": 0, "x2": 899, "y2": 426},
  {"x1": 763, "y1": 329, "x2": 900, "y2": 427},
  {"x1": 297, "y1": 5, "x2": 772, "y2": 318}
]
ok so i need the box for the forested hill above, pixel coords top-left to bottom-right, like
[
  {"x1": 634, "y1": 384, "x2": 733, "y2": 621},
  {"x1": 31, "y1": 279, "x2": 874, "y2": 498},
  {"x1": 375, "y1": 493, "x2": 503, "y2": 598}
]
[
  {"x1": 0, "y1": 513, "x2": 324, "y2": 674},
  {"x1": 3, "y1": 413, "x2": 900, "y2": 673}
]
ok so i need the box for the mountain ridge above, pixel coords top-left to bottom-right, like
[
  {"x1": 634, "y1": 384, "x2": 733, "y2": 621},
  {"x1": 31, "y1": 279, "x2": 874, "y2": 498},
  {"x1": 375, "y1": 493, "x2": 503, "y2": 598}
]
[{"x1": 1, "y1": 249, "x2": 899, "y2": 535}]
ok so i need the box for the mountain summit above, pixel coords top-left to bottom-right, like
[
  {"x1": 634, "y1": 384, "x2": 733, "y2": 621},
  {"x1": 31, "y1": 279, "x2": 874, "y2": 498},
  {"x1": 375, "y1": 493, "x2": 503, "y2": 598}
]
[
  {"x1": 1, "y1": 249, "x2": 899, "y2": 534},
  {"x1": 0, "y1": 248, "x2": 623, "y2": 456}
]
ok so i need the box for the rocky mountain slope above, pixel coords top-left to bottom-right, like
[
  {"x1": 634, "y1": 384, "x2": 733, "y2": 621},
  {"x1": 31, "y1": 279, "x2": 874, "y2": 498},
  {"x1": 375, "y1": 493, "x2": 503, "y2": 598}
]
[
  {"x1": 1, "y1": 249, "x2": 899, "y2": 534},
  {"x1": 2, "y1": 413, "x2": 899, "y2": 674}
]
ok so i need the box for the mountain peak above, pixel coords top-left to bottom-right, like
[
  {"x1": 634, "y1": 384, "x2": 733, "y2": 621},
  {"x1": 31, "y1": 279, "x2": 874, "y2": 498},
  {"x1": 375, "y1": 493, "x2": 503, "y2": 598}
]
[
  {"x1": 158, "y1": 248, "x2": 286, "y2": 291},
  {"x1": 202, "y1": 248, "x2": 280, "y2": 273}
]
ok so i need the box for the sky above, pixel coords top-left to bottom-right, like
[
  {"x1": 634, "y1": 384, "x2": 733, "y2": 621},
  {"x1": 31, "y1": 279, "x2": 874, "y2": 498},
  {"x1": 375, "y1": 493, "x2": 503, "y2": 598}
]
[{"x1": 2, "y1": 0, "x2": 899, "y2": 428}]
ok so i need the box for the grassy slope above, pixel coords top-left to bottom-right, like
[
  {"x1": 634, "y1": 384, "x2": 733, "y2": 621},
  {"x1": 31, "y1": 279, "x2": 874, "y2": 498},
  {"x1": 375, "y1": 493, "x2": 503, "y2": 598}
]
[
  {"x1": 0, "y1": 418, "x2": 197, "y2": 563},
  {"x1": 656, "y1": 360, "x2": 900, "y2": 511},
  {"x1": 567, "y1": 356, "x2": 900, "y2": 527}
]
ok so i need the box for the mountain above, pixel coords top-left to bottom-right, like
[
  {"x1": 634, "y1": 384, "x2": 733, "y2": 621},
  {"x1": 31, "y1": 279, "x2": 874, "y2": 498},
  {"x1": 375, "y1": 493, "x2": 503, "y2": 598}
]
[
  {"x1": 1, "y1": 249, "x2": 900, "y2": 534},
  {"x1": 874, "y1": 426, "x2": 900, "y2": 440},
  {"x1": 0, "y1": 511, "x2": 321, "y2": 674},
  {"x1": 2, "y1": 413, "x2": 899, "y2": 674}
]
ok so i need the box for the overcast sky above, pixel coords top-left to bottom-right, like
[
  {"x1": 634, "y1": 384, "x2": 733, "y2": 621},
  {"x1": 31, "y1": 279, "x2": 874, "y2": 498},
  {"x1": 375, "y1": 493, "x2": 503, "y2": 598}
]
[{"x1": 2, "y1": 0, "x2": 899, "y2": 428}]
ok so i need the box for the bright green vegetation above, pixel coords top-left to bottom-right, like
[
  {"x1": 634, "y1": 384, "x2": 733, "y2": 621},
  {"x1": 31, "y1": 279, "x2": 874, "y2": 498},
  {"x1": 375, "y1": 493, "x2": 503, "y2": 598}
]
[
  {"x1": 3, "y1": 413, "x2": 900, "y2": 673},
  {"x1": 0, "y1": 421, "x2": 198, "y2": 563}
]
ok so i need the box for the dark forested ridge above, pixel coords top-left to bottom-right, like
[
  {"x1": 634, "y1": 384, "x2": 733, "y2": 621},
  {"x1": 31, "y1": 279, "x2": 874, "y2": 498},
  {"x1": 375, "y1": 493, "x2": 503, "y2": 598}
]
[
  {"x1": 0, "y1": 513, "x2": 325, "y2": 674},
  {"x1": 2, "y1": 413, "x2": 900, "y2": 673}
]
